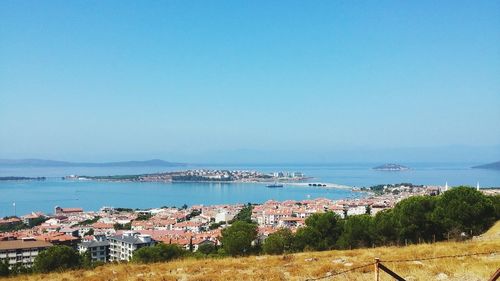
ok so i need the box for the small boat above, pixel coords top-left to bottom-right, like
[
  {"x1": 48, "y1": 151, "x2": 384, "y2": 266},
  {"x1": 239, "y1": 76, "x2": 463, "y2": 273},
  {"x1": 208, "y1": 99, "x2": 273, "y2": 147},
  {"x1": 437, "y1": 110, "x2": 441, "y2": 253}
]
[{"x1": 266, "y1": 183, "x2": 284, "y2": 188}]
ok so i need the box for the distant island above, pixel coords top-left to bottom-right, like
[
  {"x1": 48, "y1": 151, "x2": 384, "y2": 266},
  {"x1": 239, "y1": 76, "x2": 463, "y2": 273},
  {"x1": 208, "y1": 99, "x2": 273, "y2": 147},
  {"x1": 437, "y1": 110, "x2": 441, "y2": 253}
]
[
  {"x1": 0, "y1": 158, "x2": 186, "y2": 167},
  {"x1": 64, "y1": 169, "x2": 307, "y2": 183},
  {"x1": 373, "y1": 163, "x2": 409, "y2": 171},
  {"x1": 0, "y1": 176, "x2": 46, "y2": 181},
  {"x1": 472, "y1": 161, "x2": 500, "y2": 170}
]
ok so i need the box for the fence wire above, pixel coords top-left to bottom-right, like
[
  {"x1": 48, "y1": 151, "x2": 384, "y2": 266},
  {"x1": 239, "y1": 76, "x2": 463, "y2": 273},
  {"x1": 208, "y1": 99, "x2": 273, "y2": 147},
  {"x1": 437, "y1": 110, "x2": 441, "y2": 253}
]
[
  {"x1": 382, "y1": 251, "x2": 499, "y2": 263},
  {"x1": 303, "y1": 250, "x2": 499, "y2": 281},
  {"x1": 304, "y1": 262, "x2": 375, "y2": 281}
]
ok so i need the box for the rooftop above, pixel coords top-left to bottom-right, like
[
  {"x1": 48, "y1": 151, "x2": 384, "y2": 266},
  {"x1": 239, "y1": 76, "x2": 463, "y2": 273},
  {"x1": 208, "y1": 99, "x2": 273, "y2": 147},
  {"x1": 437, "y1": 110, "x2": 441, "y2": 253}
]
[{"x1": 0, "y1": 239, "x2": 52, "y2": 251}]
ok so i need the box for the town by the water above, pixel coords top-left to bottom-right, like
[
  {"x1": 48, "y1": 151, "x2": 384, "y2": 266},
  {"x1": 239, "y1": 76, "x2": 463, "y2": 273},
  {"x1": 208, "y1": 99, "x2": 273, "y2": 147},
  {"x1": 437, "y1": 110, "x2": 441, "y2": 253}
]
[{"x1": 1, "y1": 167, "x2": 497, "y2": 267}]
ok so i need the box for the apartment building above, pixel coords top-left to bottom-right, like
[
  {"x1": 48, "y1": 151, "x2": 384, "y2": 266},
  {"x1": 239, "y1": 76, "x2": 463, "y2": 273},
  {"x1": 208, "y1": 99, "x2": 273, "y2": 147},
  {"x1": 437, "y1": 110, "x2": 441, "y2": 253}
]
[
  {"x1": 78, "y1": 236, "x2": 110, "y2": 262},
  {"x1": 108, "y1": 231, "x2": 154, "y2": 262},
  {"x1": 0, "y1": 238, "x2": 52, "y2": 268}
]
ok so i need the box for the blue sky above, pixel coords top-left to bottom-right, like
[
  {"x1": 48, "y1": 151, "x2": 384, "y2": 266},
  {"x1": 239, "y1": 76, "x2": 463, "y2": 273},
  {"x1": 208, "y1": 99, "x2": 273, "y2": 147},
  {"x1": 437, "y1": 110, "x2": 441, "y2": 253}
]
[{"x1": 1, "y1": 1, "x2": 499, "y2": 163}]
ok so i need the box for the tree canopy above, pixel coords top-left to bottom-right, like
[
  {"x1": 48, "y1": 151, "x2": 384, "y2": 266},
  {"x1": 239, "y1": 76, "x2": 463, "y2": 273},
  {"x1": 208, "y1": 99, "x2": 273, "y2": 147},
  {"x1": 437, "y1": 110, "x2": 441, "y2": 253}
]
[
  {"x1": 221, "y1": 221, "x2": 258, "y2": 256},
  {"x1": 293, "y1": 211, "x2": 342, "y2": 251},
  {"x1": 33, "y1": 245, "x2": 81, "y2": 273},
  {"x1": 336, "y1": 214, "x2": 374, "y2": 249},
  {"x1": 432, "y1": 186, "x2": 496, "y2": 235},
  {"x1": 263, "y1": 228, "x2": 293, "y2": 255},
  {"x1": 132, "y1": 244, "x2": 185, "y2": 263}
]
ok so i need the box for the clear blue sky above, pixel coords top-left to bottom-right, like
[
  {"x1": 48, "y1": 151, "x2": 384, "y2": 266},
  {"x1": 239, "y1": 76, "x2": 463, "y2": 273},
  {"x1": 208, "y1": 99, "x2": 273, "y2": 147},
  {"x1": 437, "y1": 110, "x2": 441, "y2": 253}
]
[{"x1": 1, "y1": 1, "x2": 499, "y2": 163}]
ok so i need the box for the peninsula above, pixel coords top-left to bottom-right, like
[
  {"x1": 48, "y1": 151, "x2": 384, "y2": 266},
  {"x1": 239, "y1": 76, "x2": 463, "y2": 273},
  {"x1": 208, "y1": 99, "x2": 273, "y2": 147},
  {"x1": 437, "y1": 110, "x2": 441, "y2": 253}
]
[
  {"x1": 0, "y1": 158, "x2": 185, "y2": 167},
  {"x1": 0, "y1": 176, "x2": 46, "y2": 181},
  {"x1": 472, "y1": 161, "x2": 500, "y2": 170},
  {"x1": 64, "y1": 169, "x2": 307, "y2": 183}
]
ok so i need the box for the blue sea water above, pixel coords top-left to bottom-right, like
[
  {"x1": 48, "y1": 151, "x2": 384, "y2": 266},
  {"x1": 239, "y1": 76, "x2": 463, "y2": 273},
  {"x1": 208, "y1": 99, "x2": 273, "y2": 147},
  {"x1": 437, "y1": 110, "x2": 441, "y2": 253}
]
[{"x1": 0, "y1": 163, "x2": 498, "y2": 217}]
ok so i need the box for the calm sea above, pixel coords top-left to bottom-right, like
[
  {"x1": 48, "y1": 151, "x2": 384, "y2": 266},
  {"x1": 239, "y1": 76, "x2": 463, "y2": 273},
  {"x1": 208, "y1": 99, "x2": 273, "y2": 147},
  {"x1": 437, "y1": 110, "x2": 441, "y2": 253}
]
[{"x1": 0, "y1": 163, "x2": 498, "y2": 217}]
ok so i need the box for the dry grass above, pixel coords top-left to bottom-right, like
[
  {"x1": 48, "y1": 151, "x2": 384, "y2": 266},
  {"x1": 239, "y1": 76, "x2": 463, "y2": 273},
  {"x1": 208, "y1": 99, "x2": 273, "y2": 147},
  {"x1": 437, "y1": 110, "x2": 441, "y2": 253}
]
[{"x1": 5, "y1": 222, "x2": 500, "y2": 281}]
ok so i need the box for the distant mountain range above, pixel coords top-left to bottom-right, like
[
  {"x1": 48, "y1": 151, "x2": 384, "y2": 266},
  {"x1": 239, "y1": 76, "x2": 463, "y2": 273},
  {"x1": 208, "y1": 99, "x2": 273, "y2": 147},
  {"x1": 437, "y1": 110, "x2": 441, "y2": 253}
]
[
  {"x1": 0, "y1": 159, "x2": 186, "y2": 167},
  {"x1": 472, "y1": 161, "x2": 500, "y2": 170}
]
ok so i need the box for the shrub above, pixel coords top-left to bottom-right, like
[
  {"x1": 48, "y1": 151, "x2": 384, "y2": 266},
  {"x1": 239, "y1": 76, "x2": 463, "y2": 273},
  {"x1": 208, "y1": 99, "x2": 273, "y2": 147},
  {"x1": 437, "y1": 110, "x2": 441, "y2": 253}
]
[
  {"x1": 0, "y1": 260, "x2": 9, "y2": 277},
  {"x1": 197, "y1": 243, "x2": 217, "y2": 255},
  {"x1": 33, "y1": 245, "x2": 81, "y2": 273},
  {"x1": 263, "y1": 228, "x2": 293, "y2": 255},
  {"x1": 132, "y1": 243, "x2": 185, "y2": 263}
]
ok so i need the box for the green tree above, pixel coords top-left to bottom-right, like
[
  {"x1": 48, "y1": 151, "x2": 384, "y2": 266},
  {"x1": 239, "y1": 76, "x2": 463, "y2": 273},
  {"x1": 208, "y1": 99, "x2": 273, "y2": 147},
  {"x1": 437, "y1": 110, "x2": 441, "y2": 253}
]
[
  {"x1": 303, "y1": 212, "x2": 342, "y2": 250},
  {"x1": 337, "y1": 214, "x2": 374, "y2": 249},
  {"x1": 209, "y1": 222, "x2": 223, "y2": 230},
  {"x1": 135, "y1": 213, "x2": 153, "y2": 221},
  {"x1": 197, "y1": 243, "x2": 216, "y2": 255},
  {"x1": 221, "y1": 221, "x2": 258, "y2": 256},
  {"x1": 81, "y1": 251, "x2": 93, "y2": 269},
  {"x1": 263, "y1": 228, "x2": 294, "y2": 255},
  {"x1": 84, "y1": 228, "x2": 94, "y2": 236},
  {"x1": 113, "y1": 222, "x2": 131, "y2": 230},
  {"x1": 292, "y1": 225, "x2": 321, "y2": 252},
  {"x1": 490, "y1": 195, "x2": 500, "y2": 220},
  {"x1": 432, "y1": 186, "x2": 496, "y2": 236},
  {"x1": 27, "y1": 216, "x2": 48, "y2": 228},
  {"x1": 76, "y1": 216, "x2": 100, "y2": 226},
  {"x1": 9, "y1": 263, "x2": 32, "y2": 275},
  {"x1": 0, "y1": 260, "x2": 9, "y2": 277},
  {"x1": 0, "y1": 219, "x2": 27, "y2": 232},
  {"x1": 291, "y1": 212, "x2": 342, "y2": 251},
  {"x1": 231, "y1": 204, "x2": 254, "y2": 223},
  {"x1": 372, "y1": 209, "x2": 397, "y2": 245},
  {"x1": 132, "y1": 243, "x2": 185, "y2": 263},
  {"x1": 392, "y1": 195, "x2": 439, "y2": 243},
  {"x1": 33, "y1": 245, "x2": 81, "y2": 273}
]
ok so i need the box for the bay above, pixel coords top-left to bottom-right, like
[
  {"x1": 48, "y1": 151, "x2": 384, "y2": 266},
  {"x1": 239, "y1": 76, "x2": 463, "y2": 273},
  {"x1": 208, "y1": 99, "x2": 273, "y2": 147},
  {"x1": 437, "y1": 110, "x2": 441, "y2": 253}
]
[{"x1": 0, "y1": 162, "x2": 498, "y2": 217}]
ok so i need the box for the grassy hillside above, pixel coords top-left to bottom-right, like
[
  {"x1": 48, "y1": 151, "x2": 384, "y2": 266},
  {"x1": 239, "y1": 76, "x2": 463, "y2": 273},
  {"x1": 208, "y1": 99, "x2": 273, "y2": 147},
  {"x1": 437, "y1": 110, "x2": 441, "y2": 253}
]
[{"x1": 7, "y1": 222, "x2": 500, "y2": 281}]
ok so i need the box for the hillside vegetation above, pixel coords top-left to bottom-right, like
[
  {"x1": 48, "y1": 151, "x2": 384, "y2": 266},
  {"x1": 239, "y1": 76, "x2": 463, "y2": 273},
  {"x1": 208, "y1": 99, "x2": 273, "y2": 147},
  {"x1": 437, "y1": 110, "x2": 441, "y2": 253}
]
[{"x1": 6, "y1": 222, "x2": 500, "y2": 281}]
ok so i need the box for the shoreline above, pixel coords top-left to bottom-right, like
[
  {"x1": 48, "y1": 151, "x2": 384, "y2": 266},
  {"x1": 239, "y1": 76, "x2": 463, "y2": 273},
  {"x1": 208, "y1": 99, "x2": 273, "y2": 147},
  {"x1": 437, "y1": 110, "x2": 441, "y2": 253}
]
[{"x1": 59, "y1": 177, "x2": 357, "y2": 191}]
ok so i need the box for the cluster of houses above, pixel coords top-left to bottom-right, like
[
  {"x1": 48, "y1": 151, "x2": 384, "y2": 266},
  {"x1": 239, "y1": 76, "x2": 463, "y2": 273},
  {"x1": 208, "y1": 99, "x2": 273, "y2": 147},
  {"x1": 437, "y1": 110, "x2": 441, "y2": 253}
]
[
  {"x1": 69, "y1": 169, "x2": 308, "y2": 183},
  {"x1": 0, "y1": 184, "x2": 441, "y2": 269}
]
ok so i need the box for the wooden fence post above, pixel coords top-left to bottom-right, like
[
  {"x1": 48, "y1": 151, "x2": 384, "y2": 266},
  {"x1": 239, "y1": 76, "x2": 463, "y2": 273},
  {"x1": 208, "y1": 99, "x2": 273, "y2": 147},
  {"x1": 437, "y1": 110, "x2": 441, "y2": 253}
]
[
  {"x1": 378, "y1": 262, "x2": 406, "y2": 281},
  {"x1": 374, "y1": 258, "x2": 380, "y2": 281},
  {"x1": 488, "y1": 267, "x2": 500, "y2": 281}
]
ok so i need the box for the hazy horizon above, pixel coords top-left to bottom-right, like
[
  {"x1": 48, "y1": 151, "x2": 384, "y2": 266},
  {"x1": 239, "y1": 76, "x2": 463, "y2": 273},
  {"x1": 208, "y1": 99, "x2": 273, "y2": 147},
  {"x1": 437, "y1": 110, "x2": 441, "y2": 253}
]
[
  {"x1": 1, "y1": 1, "x2": 499, "y2": 163},
  {"x1": 1, "y1": 144, "x2": 500, "y2": 165}
]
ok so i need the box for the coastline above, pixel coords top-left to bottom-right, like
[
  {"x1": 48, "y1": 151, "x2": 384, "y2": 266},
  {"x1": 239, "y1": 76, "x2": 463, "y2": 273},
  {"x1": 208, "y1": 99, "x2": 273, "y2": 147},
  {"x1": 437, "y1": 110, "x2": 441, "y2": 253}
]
[
  {"x1": 61, "y1": 176, "x2": 358, "y2": 191},
  {"x1": 64, "y1": 178, "x2": 356, "y2": 190}
]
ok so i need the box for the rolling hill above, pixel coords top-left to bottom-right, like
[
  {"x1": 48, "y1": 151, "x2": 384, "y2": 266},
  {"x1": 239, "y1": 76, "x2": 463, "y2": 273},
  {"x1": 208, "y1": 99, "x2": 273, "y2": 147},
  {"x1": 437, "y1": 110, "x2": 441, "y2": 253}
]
[
  {"x1": 11, "y1": 222, "x2": 500, "y2": 281},
  {"x1": 0, "y1": 159, "x2": 186, "y2": 167}
]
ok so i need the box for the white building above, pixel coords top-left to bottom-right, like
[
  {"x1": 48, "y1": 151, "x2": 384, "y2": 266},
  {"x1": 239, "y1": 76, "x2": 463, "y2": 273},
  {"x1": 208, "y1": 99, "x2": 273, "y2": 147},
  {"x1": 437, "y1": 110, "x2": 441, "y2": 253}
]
[
  {"x1": 215, "y1": 211, "x2": 234, "y2": 223},
  {"x1": 108, "y1": 231, "x2": 155, "y2": 262},
  {"x1": 346, "y1": 206, "x2": 367, "y2": 216},
  {"x1": 78, "y1": 236, "x2": 110, "y2": 262}
]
